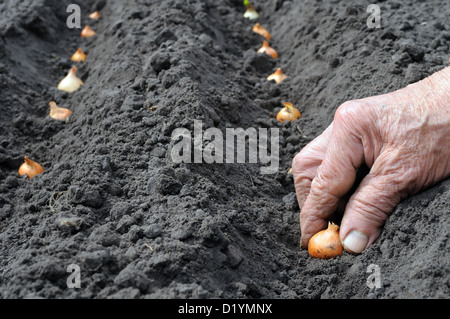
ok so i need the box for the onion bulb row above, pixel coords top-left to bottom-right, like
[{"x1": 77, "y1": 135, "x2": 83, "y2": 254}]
[
  {"x1": 244, "y1": 3, "x2": 339, "y2": 259},
  {"x1": 19, "y1": 11, "x2": 100, "y2": 179},
  {"x1": 244, "y1": 2, "x2": 300, "y2": 123}
]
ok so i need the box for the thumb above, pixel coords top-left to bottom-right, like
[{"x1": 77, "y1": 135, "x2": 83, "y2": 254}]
[{"x1": 340, "y1": 174, "x2": 403, "y2": 253}]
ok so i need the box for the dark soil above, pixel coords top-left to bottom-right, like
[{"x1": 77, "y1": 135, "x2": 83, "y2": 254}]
[{"x1": 0, "y1": 0, "x2": 449, "y2": 298}]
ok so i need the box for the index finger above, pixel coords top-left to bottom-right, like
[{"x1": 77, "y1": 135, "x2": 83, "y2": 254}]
[
  {"x1": 300, "y1": 103, "x2": 366, "y2": 248},
  {"x1": 292, "y1": 124, "x2": 332, "y2": 210}
]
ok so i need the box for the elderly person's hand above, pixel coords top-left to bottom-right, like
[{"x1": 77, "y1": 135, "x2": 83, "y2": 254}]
[{"x1": 293, "y1": 66, "x2": 450, "y2": 253}]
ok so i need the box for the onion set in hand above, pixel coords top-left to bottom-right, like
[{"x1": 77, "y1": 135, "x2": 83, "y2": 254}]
[
  {"x1": 308, "y1": 222, "x2": 343, "y2": 259},
  {"x1": 57, "y1": 66, "x2": 84, "y2": 93},
  {"x1": 18, "y1": 156, "x2": 44, "y2": 179}
]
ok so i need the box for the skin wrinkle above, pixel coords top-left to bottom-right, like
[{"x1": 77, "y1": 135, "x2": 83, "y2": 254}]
[
  {"x1": 348, "y1": 195, "x2": 391, "y2": 228},
  {"x1": 352, "y1": 175, "x2": 406, "y2": 212},
  {"x1": 334, "y1": 102, "x2": 367, "y2": 161},
  {"x1": 294, "y1": 125, "x2": 333, "y2": 209},
  {"x1": 326, "y1": 105, "x2": 365, "y2": 184}
]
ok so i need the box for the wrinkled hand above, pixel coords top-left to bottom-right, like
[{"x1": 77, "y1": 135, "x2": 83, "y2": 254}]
[{"x1": 293, "y1": 67, "x2": 450, "y2": 253}]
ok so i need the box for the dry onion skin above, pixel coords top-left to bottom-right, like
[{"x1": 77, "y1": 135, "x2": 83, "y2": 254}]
[
  {"x1": 18, "y1": 156, "x2": 44, "y2": 179},
  {"x1": 89, "y1": 11, "x2": 100, "y2": 20},
  {"x1": 57, "y1": 66, "x2": 84, "y2": 93},
  {"x1": 49, "y1": 101, "x2": 72, "y2": 121},
  {"x1": 257, "y1": 40, "x2": 278, "y2": 58},
  {"x1": 252, "y1": 23, "x2": 271, "y2": 40},
  {"x1": 267, "y1": 68, "x2": 287, "y2": 84},
  {"x1": 70, "y1": 48, "x2": 87, "y2": 62},
  {"x1": 276, "y1": 102, "x2": 301, "y2": 123},
  {"x1": 81, "y1": 25, "x2": 96, "y2": 38},
  {"x1": 308, "y1": 222, "x2": 344, "y2": 259},
  {"x1": 243, "y1": 2, "x2": 259, "y2": 20}
]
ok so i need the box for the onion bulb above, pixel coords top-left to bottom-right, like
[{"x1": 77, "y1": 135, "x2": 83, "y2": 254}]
[
  {"x1": 89, "y1": 11, "x2": 100, "y2": 20},
  {"x1": 308, "y1": 222, "x2": 343, "y2": 259},
  {"x1": 276, "y1": 102, "x2": 301, "y2": 123},
  {"x1": 81, "y1": 25, "x2": 96, "y2": 38},
  {"x1": 257, "y1": 40, "x2": 278, "y2": 58},
  {"x1": 18, "y1": 156, "x2": 44, "y2": 179},
  {"x1": 49, "y1": 101, "x2": 72, "y2": 121},
  {"x1": 70, "y1": 48, "x2": 87, "y2": 62},
  {"x1": 243, "y1": 2, "x2": 259, "y2": 20},
  {"x1": 57, "y1": 66, "x2": 84, "y2": 93},
  {"x1": 252, "y1": 23, "x2": 271, "y2": 40},
  {"x1": 267, "y1": 68, "x2": 287, "y2": 83}
]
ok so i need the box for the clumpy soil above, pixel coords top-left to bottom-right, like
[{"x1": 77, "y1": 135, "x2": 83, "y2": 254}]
[{"x1": 0, "y1": 0, "x2": 449, "y2": 298}]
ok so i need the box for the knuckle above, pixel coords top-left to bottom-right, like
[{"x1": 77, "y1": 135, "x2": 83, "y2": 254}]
[
  {"x1": 293, "y1": 147, "x2": 315, "y2": 172},
  {"x1": 292, "y1": 151, "x2": 303, "y2": 167},
  {"x1": 335, "y1": 101, "x2": 361, "y2": 121},
  {"x1": 310, "y1": 172, "x2": 334, "y2": 197},
  {"x1": 334, "y1": 101, "x2": 368, "y2": 129}
]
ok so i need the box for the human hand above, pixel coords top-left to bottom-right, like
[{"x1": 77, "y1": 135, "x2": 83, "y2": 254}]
[{"x1": 293, "y1": 67, "x2": 450, "y2": 253}]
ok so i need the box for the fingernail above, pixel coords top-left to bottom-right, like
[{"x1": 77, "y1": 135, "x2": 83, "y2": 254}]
[{"x1": 343, "y1": 230, "x2": 368, "y2": 253}]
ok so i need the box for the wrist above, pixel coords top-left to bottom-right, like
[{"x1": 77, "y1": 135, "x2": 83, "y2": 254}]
[{"x1": 407, "y1": 66, "x2": 450, "y2": 115}]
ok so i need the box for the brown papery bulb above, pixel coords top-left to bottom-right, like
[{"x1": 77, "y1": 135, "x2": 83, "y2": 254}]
[
  {"x1": 89, "y1": 11, "x2": 100, "y2": 20},
  {"x1": 81, "y1": 25, "x2": 96, "y2": 38},
  {"x1": 57, "y1": 66, "x2": 84, "y2": 93},
  {"x1": 243, "y1": 3, "x2": 259, "y2": 20},
  {"x1": 70, "y1": 48, "x2": 87, "y2": 62},
  {"x1": 267, "y1": 68, "x2": 287, "y2": 83},
  {"x1": 257, "y1": 40, "x2": 278, "y2": 59},
  {"x1": 308, "y1": 222, "x2": 344, "y2": 259},
  {"x1": 252, "y1": 23, "x2": 271, "y2": 40},
  {"x1": 276, "y1": 102, "x2": 301, "y2": 123},
  {"x1": 49, "y1": 101, "x2": 72, "y2": 121},
  {"x1": 18, "y1": 156, "x2": 44, "y2": 179}
]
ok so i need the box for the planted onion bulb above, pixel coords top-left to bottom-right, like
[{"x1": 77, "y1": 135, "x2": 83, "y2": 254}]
[
  {"x1": 257, "y1": 40, "x2": 278, "y2": 58},
  {"x1": 89, "y1": 11, "x2": 100, "y2": 20},
  {"x1": 308, "y1": 222, "x2": 343, "y2": 259},
  {"x1": 49, "y1": 101, "x2": 72, "y2": 121},
  {"x1": 252, "y1": 23, "x2": 271, "y2": 40},
  {"x1": 57, "y1": 66, "x2": 84, "y2": 93},
  {"x1": 243, "y1": 2, "x2": 259, "y2": 20},
  {"x1": 276, "y1": 102, "x2": 301, "y2": 123},
  {"x1": 267, "y1": 68, "x2": 287, "y2": 83},
  {"x1": 81, "y1": 25, "x2": 96, "y2": 38},
  {"x1": 18, "y1": 156, "x2": 44, "y2": 179},
  {"x1": 70, "y1": 48, "x2": 87, "y2": 62}
]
